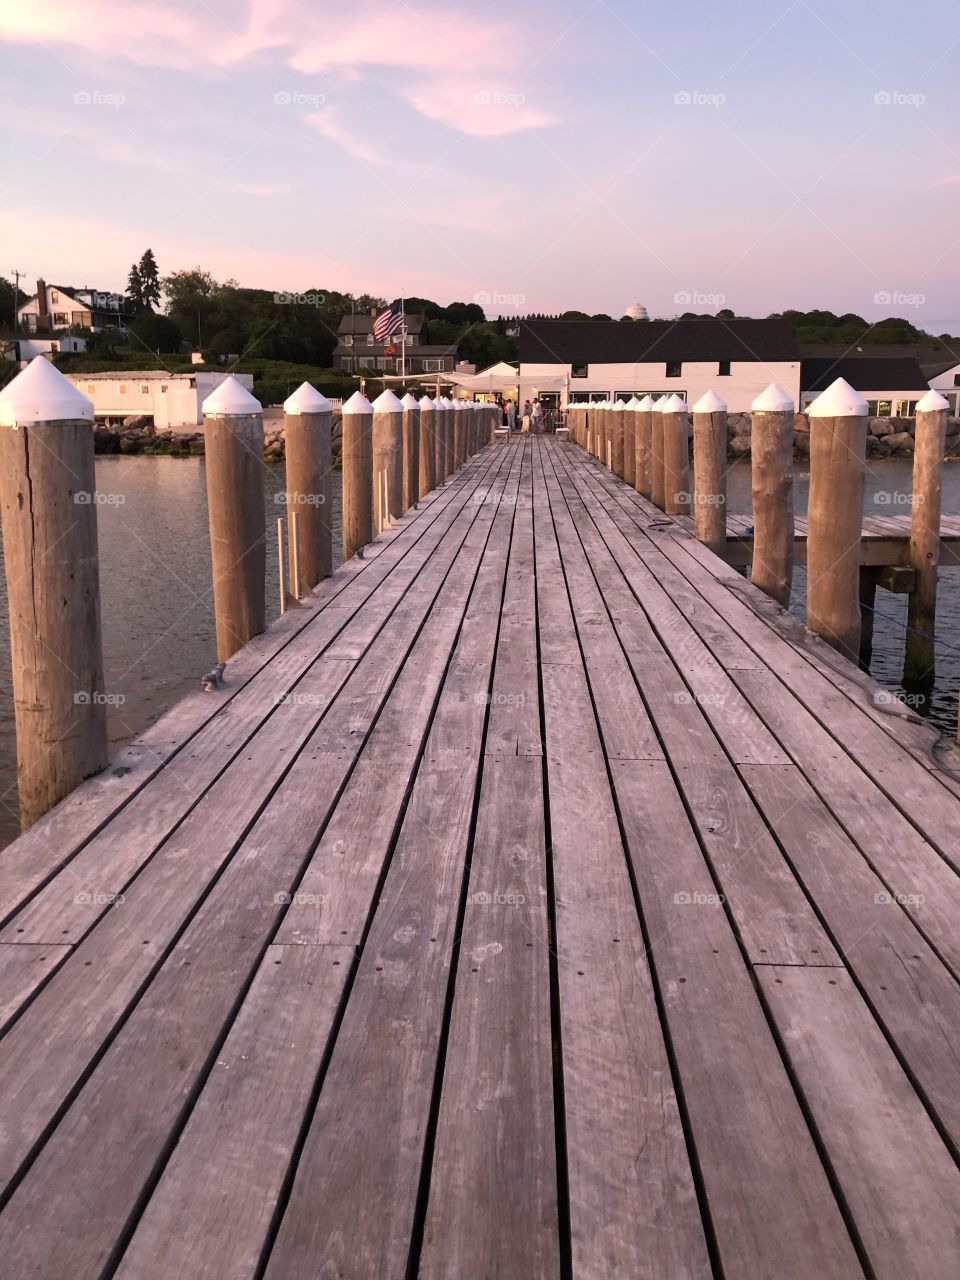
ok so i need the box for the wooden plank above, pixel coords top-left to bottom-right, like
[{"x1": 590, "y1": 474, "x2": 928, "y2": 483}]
[
  {"x1": 611, "y1": 759, "x2": 863, "y2": 1279},
  {"x1": 744, "y1": 762, "x2": 960, "y2": 1148},
  {"x1": 0, "y1": 942, "x2": 71, "y2": 1028},
  {"x1": 418, "y1": 758, "x2": 559, "y2": 1280},
  {"x1": 758, "y1": 966, "x2": 960, "y2": 1280},
  {"x1": 262, "y1": 449, "x2": 530, "y2": 1279},
  {"x1": 113, "y1": 944, "x2": 352, "y2": 1280}
]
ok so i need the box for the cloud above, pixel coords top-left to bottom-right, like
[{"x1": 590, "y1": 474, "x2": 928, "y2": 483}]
[
  {"x1": 307, "y1": 107, "x2": 402, "y2": 171},
  {"x1": 932, "y1": 174, "x2": 960, "y2": 187}
]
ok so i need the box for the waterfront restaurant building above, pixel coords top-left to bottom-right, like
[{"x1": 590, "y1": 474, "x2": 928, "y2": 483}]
[{"x1": 518, "y1": 317, "x2": 801, "y2": 411}]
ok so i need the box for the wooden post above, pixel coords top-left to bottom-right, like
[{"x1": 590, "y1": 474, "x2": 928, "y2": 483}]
[
  {"x1": 662, "y1": 395, "x2": 691, "y2": 515},
  {"x1": 435, "y1": 396, "x2": 449, "y2": 482},
  {"x1": 907, "y1": 388, "x2": 948, "y2": 686},
  {"x1": 283, "y1": 381, "x2": 333, "y2": 590},
  {"x1": 418, "y1": 395, "x2": 437, "y2": 497},
  {"x1": 341, "y1": 389, "x2": 374, "y2": 561},
  {"x1": 373, "y1": 389, "x2": 404, "y2": 532},
  {"x1": 602, "y1": 401, "x2": 613, "y2": 468},
  {"x1": 610, "y1": 400, "x2": 626, "y2": 478},
  {"x1": 749, "y1": 383, "x2": 795, "y2": 606},
  {"x1": 691, "y1": 389, "x2": 728, "y2": 554},
  {"x1": 203, "y1": 375, "x2": 266, "y2": 663},
  {"x1": 623, "y1": 396, "x2": 639, "y2": 488},
  {"x1": 635, "y1": 395, "x2": 654, "y2": 497},
  {"x1": 650, "y1": 397, "x2": 668, "y2": 508},
  {"x1": 0, "y1": 359, "x2": 108, "y2": 827},
  {"x1": 859, "y1": 567, "x2": 878, "y2": 669},
  {"x1": 806, "y1": 377, "x2": 868, "y2": 661},
  {"x1": 400, "y1": 392, "x2": 421, "y2": 511},
  {"x1": 440, "y1": 396, "x2": 455, "y2": 480},
  {"x1": 452, "y1": 401, "x2": 464, "y2": 470}
]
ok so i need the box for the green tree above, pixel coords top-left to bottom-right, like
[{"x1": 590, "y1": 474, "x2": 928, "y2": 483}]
[
  {"x1": 127, "y1": 263, "x2": 144, "y2": 312},
  {"x1": 129, "y1": 310, "x2": 182, "y2": 354},
  {"x1": 138, "y1": 249, "x2": 161, "y2": 310}
]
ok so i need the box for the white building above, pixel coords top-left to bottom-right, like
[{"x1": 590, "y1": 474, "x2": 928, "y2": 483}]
[
  {"x1": 65, "y1": 371, "x2": 255, "y2": 429},
  {"x1": 519, "y1": 317, "x2": 801, "y2": 411},
  {"x1": 17, "y1": 279, "x2": 131, "y2": 334},
  {"x1": 927, "y1": 360, "x2": 960, "y2": 416},
  {"x1": 2, "y1": 336, "x2": 87, "y2": 366}
]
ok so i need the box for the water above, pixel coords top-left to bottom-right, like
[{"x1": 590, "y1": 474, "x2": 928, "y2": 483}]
[
  {"x1": 0, "y1": 457, "x2": 341, "y2": 849},
  {"x1": 0, "y1": 455, "x2": 957, "y2": 849},
  {"x1": 725, "y1": 458, "x2": 960, "y2": 733}
]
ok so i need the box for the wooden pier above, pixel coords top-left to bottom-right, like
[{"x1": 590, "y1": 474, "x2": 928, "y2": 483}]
[
  {"x1": 1, "y1": 436, "x2": 960, "y2": 1278},
  {"x1": 712, "y1": 509, "x2": 960, "y2": 569}
]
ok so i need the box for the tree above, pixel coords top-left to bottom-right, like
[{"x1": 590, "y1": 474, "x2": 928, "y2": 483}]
[
  {"x1": 128, "y1": 310, "x2": 182, "y2": 354},
  {"x1": 127, "y1": 263, "x2": 143, "y2": 312},
  {"x1": 138, "y1": 249, "x2": 161, "y2": 310}
]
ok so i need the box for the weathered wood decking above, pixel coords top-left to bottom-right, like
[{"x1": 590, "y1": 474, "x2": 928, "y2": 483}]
[
  {"x1": 1, "y1": 436, "x2": 960, "y2": 1278},
  {"x1": 710, "y1": 508, "x2": 960, "y2": 568}
]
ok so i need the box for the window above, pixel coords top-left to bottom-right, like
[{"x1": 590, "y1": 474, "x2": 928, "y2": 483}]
[
  {"x1": 53, "y1": 312, "x2": 67, "y2": 326},
  {"x1": 119, "y1": 383, "x2": 128, "y2": 395},
  {"x1": 343, "y1": 335, "x2": 353, "y2": 347},
  {"x1": 160, "y1": 385, "x2": 168, "y2": 394},
  {"x1": 897, "y1": 399, "x2": 917, "y2": 417},
  {"x1": 877, "y1": 400, "x2": 892, "y2": 417},
  {"x1": 718, "y1": 360, "x2": 731, "y2": 376},
  {"x1": 572, "y1": 363, "x2": 588, "y2": 378},
  {"x1": 86, "y1": 384, "x2": 96, "y2": 395},
  {"x1": 423, "y1": 358, "x2": 442, "y2": 372},
  {"x1": 51, "y1": 291, "x2": 58, "y2": 303},
  {"x1": 666, "y1": 360, "x2": 682, "y2": 377},
  {"x1": 140, "y1": 385, "x2": 149, "y2": 395},
  {"x1": 953, "y1": 374, "x2": 960, "y2": 387},
  {"x1": 366, "y1": 333, "x2": 374, "y2": 346},
  {"x1": 405, "y1": 333, "x2": 413, "y2": 346}
]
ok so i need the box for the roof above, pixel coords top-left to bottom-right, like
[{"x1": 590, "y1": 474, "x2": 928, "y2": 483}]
[
  {"x1": 337, "y1": 313, "x2": 426, "y2": 336},
  {"x1": 800, "y1": 357, "x2": 929, "y2": 394},
  {"x1": 801, "y1": 341, "x2": 960, "y2": 378},
  {"x1": 519, "y1": 317, "x2": 800, "y2": 365}
]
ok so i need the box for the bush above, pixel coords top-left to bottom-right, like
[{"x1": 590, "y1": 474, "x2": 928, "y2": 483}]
[{"x1": 128, "y1": 311, "x2": 183, "y2": 354}]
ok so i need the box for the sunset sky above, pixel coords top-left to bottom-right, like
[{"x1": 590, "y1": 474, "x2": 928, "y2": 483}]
[{"x1": 3, "y1": 0, "x2": 960, "y2": 328}]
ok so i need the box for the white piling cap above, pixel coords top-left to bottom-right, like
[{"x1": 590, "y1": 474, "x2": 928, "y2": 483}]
[
  {"x1": 419, "y1": 395, "x2": 436, "y2": 409},
  {"x1": 664, "y1": 394, "x2": 688, "y2": 413},
  {"x1": 626, "y1": 396, "x2": 642, "y2": 409},
  {"x1": 636, "y1": 395, "x2": 655, "y2": 411},
  {"x1": 692, "y1": 389, "x2": 727, "y2": 413},
  {"x1": 652, "y1": 396, "x2": 669, "y2": 412},
  {"x1": 439, "y1": 396, "x2": 454, "y2": 409},
  {"x1": 916, "y1": 388, "x2": 950, "y2": 413},
  {"x1": 807, "y1": 377, "x2": 868, "y2": 417},
  {"x1": 372, "y1": 388, "x2": 403, "y2": 412},
  {"x1": 612, "y1": 399, "x2": 626, "y2": 412},
  {"x1": 342, "y1": 390, "x2": 373, "y2": 414},
  {"x1": 400, "y1": 392, "x2": 419, "y2": 410},
  {"x1": 202, "y1": 375, "x2": 262, "y2": 416},
  {"x1": 453, "y1": 399, "x2": 466, "y2": 409},
  {"x1": 751, "y1": 383, "x2": 793, "y2": 413},
  {"x1": 283, "y1": 381, "x2": 331, "y2": 414},
  {"x1": 0, "y1": 356, "x2": 94, "y2": 426}
]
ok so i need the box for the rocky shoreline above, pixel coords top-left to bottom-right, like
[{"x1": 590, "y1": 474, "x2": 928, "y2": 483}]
[{"x1": 92, "y1": 410, "x2": 960, "y2": 463}]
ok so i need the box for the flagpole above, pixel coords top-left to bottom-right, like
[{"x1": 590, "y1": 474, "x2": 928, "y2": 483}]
[{"x1": 400, "y1": 291, "x2": 406, "y2": 382}]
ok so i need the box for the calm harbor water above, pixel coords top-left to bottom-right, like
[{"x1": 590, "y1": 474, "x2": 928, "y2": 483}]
[{"x1": 0, "y1": 453, "x2": 957, "y2": 849}]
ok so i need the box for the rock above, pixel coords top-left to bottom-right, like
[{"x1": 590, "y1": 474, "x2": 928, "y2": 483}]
[
  {"x1": 870, "y1": 418, "x2": 895, "y2": 436},
  {"x1": 122, "y1": 414, "x2": 152, "y2": 430},
  {"x1": 729, "y1": 437, "x2": 751, "y2": 456},
  {"x1": 885, "y1": 431, "x2": 914, "y2": 451}
]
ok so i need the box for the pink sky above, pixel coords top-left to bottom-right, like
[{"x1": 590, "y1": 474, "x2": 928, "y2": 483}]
[{"x1": 3, "y1": 0, "x2": 960, "y2": 330}]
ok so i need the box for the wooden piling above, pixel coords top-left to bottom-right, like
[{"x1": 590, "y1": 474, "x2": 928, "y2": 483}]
[
  {"x1": 202, "y1": 376, "x2": 266, "y2": 663},
  {"x1": 806, "y1": 378, "x2": 868, "y2": 661},
  {"x1": 341, "y1": 389, "x2": 374, "y2": 561},
  {"x1": 400, "y1": 392, "x2": 421, "y2": 511},
  {"x1": 440, "y1": 397, "x2": 455, "y2": 480},
  {"x1": 0, "y1": 359, "x2": 108, "y2": 828},
  {"x1": 635, "y1": 395, "x2": 655, "y2": 497},
  {"x1": 750, "y1": 384, "x2": 795, "y2": 606},
  {"x1": 418, "y1": 395, "x2": 437, "y2": 497},
  {"x1": 373, "y1": 389, "x2": 404, "y2": 532},
  {"x1": 453, "y1": 401, "x2": 466, "y2": 470},
  {"x1": 691, "y1": 389, "x2": 728, "y2": 554},
  {"x1": 610, "y1": 401, "x2": 626, "y2": 478},
  {"x1": 650, "y1": 397, "x2": 667, "y2": 508},
  {"x1": 662, "y1": 395, "x2": 691, "y2": 516},
  {"x1": 623, "y1": 396, "x2": 639, "y2": 488},
  {"x1": 283, "y1": 381, "x2": 333, "y2": 590},
  {"x1": 906, "y1": 389, "x2": 948, "y2": 686}
]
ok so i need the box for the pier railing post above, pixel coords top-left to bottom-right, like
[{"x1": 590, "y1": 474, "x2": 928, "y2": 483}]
[
  {"x1": 692, "y1": 389, "x2": 728, "y2": 553},
  {"x1": 611, "y1": 400, "x2": 626, "y2": 478},
  {"x1": 0, "y1": 358, "x2": 108, "y2": 827},
  {"x1": 418, "y1": 395, "x2": 437, "y2": 497},
  {"x1": 750, "y1": 384, "x2": 795, "y2": 606},
  {"x1": 806, "y1": 377, "x2": 868, "y2": 661},
  {"x1": 651, "y1": 396, "x2": 668, "y2": 509},
  {"x1": 283, "y1": 381, "x2": 333, "y2": 589},
  {"x1": 439, "y1": 396, "x2": 455, "y2": 480},
  {"x1": 341, "y1": 389, "x2": 374, "y2": 560},
  {"x1": 636, "y1": 395, "x2": 654, "y2": 497},
  {"x1": 202, "y1": 375, "x2": 266, "y2": 662},
  {"x1": 373, "y1": 390, "x2": 404, "y2": 532},
  {"x1": 452, "y1": 400, "x2": 465, "y2": 470},
  {"x1": 662, "y1": 395, "x2": 691, "y2": 515},
  {"x1": 400, "y1": 392, "x2": 421, "y2": 511},
  {"x1": 623, "y1": 396, "x2": 639, "y2": 488},
  {"x1": 906, "y1": 388, "x2": 948, "y2": 685}
]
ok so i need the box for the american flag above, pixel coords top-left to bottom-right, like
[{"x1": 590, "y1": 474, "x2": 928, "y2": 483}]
[{"x1": 372, "y1": 299, "x2": 405, "y2": 343}]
